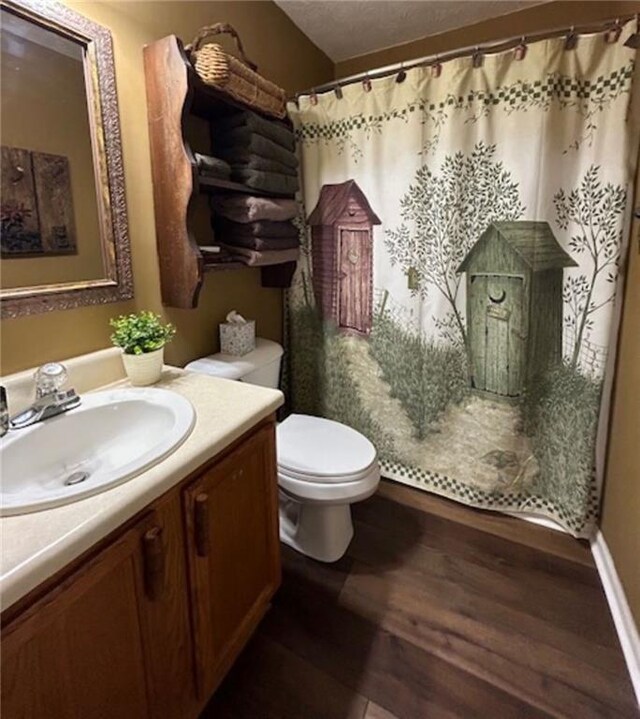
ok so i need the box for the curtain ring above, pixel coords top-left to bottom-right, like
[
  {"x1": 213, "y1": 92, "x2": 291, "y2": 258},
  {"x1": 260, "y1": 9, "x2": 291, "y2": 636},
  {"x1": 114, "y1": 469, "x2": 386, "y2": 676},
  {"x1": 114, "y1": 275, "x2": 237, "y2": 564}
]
[
  {"x1": 472, "y1": 47, "x2": 484, "y2": 68},
  {"x1": 565, "y1": 26, "x2": 578, "y2": 50},
  {"x1": 334, "y1": 84, "x2": 343, "y2": 99},
  {"x1": 514, "y1": 37, "x2": 527, "y2": 60},
  {"x1": 605, "y1": 19, "x2": 622, "y2": 44},
  {"x1": 396, "y1": 62, "x2": 407, "y2": 83},
  {"x1": 310, "y1": 89, "x2": 318, "y2": 105},
  {"x1": 431, "y1": 56, "x2": 442, "y2": 78},
  {"x1": 363, "y1": 74, "x2": 372, "y2": 92}
]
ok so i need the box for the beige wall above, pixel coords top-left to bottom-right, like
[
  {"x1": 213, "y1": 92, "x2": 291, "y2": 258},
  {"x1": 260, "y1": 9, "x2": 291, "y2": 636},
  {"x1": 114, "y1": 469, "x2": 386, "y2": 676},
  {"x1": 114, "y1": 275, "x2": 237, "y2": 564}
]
[
  {"x1": 0, "y1": 0, "x2": 332, "y2": 374},
  {"x1": 334, "y1": 0, "x2": 640, "y2": 628},
  {"x1": 601, "y1": 212, "x2": 640, "y2": 628},
  {"x1": 1, "y1": 33, "x2": 104, "y2": 287}
]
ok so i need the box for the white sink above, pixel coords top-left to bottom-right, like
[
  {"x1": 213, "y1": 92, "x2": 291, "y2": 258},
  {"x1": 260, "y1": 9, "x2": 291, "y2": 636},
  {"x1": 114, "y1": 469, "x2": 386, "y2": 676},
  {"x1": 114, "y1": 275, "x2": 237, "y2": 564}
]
[{"x1": 0, "y1": 388, "x2": 195, "y2": 516}]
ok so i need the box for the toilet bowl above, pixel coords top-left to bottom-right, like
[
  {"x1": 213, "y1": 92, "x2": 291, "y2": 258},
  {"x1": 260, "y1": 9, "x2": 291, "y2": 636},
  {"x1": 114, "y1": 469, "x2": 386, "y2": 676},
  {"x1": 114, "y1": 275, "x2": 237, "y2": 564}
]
[
  {"x1": 277, "y1": 413, "x2": 380, "y2": 562},
  {"x1": 185, "y1": 338, "x2": 380, "y2": 562}
]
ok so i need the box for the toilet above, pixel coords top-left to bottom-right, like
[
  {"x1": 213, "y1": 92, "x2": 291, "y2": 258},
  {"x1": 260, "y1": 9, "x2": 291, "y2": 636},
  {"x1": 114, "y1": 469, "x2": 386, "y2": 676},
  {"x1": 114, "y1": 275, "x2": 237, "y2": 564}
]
[{"x1": 185, "y1": 338, "x2": 380, "y2": 562}]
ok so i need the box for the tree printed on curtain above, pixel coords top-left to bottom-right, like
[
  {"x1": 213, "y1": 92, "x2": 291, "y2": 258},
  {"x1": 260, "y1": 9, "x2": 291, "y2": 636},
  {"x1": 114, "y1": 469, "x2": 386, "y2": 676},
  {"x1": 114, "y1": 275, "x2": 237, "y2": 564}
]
[
  {"x1": 384, "y1": 142, "x2": 524, "y2": 346},
  {"x1": 555, "y1": 166, "x2": 627, "y2": 368},
  {"x1": 287, "y1": 21, "x2": 638, "y2": 537}
]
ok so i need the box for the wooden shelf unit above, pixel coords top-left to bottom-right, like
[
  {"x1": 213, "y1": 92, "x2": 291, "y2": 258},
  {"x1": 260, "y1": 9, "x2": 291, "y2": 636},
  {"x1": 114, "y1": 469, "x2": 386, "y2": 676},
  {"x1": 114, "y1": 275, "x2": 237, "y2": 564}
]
[{"x1": 143, "y1": 35, "x2": 296, "y2": 309}]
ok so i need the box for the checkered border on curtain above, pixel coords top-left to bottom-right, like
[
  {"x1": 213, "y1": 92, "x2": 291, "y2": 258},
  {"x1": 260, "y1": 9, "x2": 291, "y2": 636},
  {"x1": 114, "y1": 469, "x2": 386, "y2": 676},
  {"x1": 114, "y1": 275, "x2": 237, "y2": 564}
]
[
  {"x1": 380, "y1": 459, "x2": 600, "y2": 538},
  {"x1": 295, "y1": 65, "x2": 634, "y2": 143}
]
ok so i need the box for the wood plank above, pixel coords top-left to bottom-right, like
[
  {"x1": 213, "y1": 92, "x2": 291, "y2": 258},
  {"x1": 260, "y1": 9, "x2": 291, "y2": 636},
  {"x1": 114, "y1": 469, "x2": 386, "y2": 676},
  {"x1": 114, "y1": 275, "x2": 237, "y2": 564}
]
[
  {"x1": 203, "y1": 634, "x2": 368, "y2": 719},
  {"x1": 347, "y1": 516, "x2": 618, "y2": 649},
  {"x1": 32, "y1": 151, "x2": 77, "y2": 254},
  {"x1": 469, "y1": 275, "x2": 487, "y2": 389},
  {"x1": 353, "y1": 493, "x2": 600, "y2": 588},
  {"x1": 364, "y1": 702, "x2": 400, "y2": 719},
  {"x1": 280, "y1": 544, "x2": 353, "y2": 599},
  {"x1": 144, "y1": 36, "x2": 201, "y2": 309},
  {"x1": 375, "y1": 480, "x2": 594, "y2": 566},
  {"x1": 262, "y1": 580, "x2": 549, "y2": 719},
  {"x1": 340, "y1": 556, "x2": 634, "y2": 717}
]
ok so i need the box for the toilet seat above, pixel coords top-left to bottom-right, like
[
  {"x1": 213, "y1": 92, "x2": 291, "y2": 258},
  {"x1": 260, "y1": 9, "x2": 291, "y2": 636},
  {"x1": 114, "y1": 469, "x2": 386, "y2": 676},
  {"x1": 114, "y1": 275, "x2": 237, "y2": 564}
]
[
  {"x1": 278, "y1": 462, "x2": 380, "y2": 504},
  {"x1": 278, "y1": 460, "x2": 378, "y2": 484},
  {"x1": 277, "y1": 414, "x2": 377, "y2": 484}
]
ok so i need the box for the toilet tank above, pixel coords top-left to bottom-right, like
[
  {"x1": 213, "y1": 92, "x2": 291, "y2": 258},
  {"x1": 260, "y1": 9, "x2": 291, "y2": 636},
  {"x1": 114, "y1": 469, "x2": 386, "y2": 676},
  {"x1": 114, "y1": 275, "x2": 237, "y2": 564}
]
[{"x1": 184, "y1": 338, "x2": 283, "y2": 389}]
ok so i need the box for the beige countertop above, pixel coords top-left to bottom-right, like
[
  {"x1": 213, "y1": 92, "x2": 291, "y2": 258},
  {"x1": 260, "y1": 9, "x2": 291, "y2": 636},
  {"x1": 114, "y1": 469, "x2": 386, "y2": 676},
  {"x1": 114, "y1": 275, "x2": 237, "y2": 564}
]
[{"x1": 0, "y1": 367, "x2": 283, "y2": 611}]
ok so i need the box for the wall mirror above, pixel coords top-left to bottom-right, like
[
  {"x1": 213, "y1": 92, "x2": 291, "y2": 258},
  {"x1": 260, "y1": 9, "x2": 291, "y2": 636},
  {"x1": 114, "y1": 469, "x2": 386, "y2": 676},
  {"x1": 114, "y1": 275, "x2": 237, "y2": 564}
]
[{"x1": 0, "y1": 0, "x2": 132, "y2": 318}]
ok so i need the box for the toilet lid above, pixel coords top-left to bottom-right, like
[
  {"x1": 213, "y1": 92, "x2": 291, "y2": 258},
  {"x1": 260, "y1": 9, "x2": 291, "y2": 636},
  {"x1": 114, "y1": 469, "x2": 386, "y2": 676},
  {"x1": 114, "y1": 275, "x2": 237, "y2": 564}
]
[{"x1": 277, "y1": 414, "x2": 377, "y2": 483}]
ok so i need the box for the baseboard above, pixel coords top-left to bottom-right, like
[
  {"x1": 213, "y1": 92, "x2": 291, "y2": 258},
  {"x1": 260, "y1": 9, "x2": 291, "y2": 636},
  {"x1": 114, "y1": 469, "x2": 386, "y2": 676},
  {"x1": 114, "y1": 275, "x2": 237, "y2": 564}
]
[
  {"x1": 507, "y1": 511, "x2": 566, "y2": 532},
  {"x1": 591, "y1": 530, "x2": 640, "y2": 706}
]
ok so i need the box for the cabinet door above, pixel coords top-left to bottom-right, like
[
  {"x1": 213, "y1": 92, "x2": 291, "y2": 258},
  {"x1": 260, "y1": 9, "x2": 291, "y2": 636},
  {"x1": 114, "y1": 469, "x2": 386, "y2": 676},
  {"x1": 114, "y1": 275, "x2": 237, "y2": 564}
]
[
  {"x1": 137, "y1": 495, "x2": 198, "y2": 719},
  {"x1": 1, "y1": 499, "x2": 196, "y2": 719},
  {"x1": 184, "y1": 422, "x2": 281, "y2": 698}
]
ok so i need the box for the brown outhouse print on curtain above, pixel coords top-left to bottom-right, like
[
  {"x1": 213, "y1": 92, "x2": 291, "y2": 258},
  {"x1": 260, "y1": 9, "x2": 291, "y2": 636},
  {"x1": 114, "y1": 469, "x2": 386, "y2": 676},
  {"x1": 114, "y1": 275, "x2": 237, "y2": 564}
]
[{"x1": 307, "y1": 181, "x2": 380, "y2": 336}]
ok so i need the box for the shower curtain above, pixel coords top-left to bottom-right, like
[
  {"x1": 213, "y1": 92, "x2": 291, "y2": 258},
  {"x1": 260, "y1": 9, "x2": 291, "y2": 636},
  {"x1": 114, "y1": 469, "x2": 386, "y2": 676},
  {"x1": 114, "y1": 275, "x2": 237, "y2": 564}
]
[{"x1": 286, "y1": 21, "x2": 638, "y2": 538}]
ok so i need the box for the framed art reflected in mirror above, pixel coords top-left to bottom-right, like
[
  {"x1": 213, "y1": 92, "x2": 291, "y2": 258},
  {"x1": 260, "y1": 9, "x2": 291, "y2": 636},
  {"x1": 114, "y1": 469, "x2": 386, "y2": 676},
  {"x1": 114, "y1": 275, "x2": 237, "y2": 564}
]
[{"x1": 0, "y1": 0, "x2": 132, "y2": 318}]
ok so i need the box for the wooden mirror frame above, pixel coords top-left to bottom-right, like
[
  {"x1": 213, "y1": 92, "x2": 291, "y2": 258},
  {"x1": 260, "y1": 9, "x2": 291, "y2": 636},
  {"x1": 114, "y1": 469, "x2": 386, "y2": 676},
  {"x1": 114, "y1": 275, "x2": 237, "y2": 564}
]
[{"x1": 0, "y1": 0, "x2": 132, "y2": 319}]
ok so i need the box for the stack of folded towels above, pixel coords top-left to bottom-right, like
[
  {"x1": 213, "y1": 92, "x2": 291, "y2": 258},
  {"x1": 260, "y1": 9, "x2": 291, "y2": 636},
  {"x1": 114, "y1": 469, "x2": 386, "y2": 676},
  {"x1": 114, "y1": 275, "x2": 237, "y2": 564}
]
[
  {"x1": 212, "y1": 195, "x2": 300, "y2": 266},
  {"x1": 212, "y1": 110, "x2": 299, "y2": 196}
]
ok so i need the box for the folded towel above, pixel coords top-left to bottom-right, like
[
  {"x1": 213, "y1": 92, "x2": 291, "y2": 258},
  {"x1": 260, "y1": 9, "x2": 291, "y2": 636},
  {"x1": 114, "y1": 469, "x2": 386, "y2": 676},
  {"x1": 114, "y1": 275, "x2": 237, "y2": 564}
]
[
  {"x1": 216, "y1": 110, "x2": 296, "y2": 152},
  {"x1": 212, "y1": 195, "x2": 298, "y2": 223},
  {"x1": 229, "y1": 152, "x2": 298, "y2": 177},
  {"x1": 194, "y1": 153, "x2": 231, "y2": 179},
  {"x1": 215, "y1": 131, "x2": 298, "y2": 170},
  {"x1": 216, "y1": 217, "x2": 298, "y2": 239},
  {"x1": 233, "y1": 168, "x2": 298, "y2": 196},
  {"x1": 216, "y1": 219, "x2": 299, "y2": 251},
  {"x1": 220, "y1": 244, "x2": 300, "y2": 267},
  {"x1": 219, "y1": 234, "x2": 300, "y2": 252}
]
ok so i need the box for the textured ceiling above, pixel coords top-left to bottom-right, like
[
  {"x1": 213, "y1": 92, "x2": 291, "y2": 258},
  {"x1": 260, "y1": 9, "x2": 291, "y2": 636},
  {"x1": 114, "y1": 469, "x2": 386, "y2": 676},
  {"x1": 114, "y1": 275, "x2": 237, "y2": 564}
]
[{"x1": 274, "y1": 1, "x2": 543, "y2": 62}]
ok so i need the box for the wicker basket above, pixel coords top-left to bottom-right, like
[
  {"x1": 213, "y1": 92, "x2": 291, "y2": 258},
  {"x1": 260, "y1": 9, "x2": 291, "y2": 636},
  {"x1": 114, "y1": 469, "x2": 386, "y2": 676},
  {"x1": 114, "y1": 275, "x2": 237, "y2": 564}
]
[{"x1": 186, "y1": 23, "x2": 287, "y2": 119}]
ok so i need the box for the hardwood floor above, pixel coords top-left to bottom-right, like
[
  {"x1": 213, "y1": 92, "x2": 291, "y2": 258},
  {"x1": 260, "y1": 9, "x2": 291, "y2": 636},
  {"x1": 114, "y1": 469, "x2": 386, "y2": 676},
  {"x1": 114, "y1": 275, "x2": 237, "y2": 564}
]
[{"x1": 202, "y1": 481, "x2": 638, "y2": 718}]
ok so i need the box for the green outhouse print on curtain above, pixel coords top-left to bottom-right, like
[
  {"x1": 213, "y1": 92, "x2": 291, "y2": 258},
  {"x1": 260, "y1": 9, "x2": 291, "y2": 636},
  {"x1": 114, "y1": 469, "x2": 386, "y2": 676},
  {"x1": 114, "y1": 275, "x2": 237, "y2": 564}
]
[{"x1": 287, "y1": 21, "x2": 638, "y2": 538}]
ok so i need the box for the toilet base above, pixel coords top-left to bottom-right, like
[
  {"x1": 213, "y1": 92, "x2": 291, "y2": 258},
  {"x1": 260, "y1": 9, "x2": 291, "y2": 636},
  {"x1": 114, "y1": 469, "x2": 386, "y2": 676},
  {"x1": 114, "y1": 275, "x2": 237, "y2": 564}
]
[{"x1": 279, "y1": 493, "x2": 354, "y2": 563}]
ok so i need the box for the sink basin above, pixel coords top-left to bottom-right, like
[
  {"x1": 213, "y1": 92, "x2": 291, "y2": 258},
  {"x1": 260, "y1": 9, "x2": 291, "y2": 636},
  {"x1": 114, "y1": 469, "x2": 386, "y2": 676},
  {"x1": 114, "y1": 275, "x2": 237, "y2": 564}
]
[{"x1": 0, "y1": 388, "x2": 195, "y2": 516}]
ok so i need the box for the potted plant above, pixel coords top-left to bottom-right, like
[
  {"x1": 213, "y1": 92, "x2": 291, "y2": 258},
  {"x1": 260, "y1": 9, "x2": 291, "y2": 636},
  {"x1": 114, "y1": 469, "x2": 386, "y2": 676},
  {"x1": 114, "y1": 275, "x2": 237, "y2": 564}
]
[{"x1": 110, "y1": 311, "x2": 176, "y2": 386}]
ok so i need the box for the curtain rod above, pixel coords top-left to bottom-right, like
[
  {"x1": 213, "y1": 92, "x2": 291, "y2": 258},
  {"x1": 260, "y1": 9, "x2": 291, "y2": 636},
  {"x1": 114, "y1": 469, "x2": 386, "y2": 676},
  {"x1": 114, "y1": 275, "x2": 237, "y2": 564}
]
[{"x1": 292, "y1": 13, "x2": 638, "y2": 101}]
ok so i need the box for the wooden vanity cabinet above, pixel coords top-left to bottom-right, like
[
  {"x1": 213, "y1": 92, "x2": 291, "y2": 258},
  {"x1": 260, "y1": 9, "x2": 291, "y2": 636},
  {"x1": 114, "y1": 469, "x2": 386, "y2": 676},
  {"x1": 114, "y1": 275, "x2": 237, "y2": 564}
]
[
  {"x1": 184, "y1": 422, "x2": 281, "y2": 699},
  {"x1": 1, "y1": 494, "x2": 195, "y2": 719},
  {"x1": 1, "y1": 417, "x2": 280, "y2": 719}
]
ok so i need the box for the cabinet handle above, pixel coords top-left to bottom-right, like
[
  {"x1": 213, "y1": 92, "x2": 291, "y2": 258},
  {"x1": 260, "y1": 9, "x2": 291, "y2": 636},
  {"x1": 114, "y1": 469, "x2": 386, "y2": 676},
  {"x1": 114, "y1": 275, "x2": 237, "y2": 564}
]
[
  {"x1": 142, "y1": 526, "x2": 165, "y2": 601},
  {"x1": 194, "y1": 493, "x2": 209, "y2": 557}
]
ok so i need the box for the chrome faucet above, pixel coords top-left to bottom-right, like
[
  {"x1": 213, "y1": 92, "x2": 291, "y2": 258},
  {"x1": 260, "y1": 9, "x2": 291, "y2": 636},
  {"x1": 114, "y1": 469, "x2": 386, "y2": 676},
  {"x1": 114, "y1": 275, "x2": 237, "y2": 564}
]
[{"x1": 8, "y1": 363, "x2": 81, "y2": 431}]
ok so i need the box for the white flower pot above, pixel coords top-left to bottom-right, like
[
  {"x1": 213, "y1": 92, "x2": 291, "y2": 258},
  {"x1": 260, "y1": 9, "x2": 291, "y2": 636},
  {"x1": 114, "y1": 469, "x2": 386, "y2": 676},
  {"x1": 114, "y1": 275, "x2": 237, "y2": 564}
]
[{"x1": 121, "y1": 347, "x2": 164, "y2": 386}]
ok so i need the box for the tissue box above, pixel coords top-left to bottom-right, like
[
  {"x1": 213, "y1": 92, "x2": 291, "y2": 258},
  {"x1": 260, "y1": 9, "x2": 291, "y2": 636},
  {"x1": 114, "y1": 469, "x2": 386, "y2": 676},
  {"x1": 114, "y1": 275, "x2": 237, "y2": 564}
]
[{"x1": 219, "y1": 319, "x2": 256, "y2": 356}]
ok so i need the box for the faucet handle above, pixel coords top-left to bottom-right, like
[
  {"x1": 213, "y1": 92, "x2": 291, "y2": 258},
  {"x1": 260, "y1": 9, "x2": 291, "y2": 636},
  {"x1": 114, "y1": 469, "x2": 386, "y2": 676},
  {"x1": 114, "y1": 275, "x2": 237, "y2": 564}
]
[
  {"x1": 34, "y1": 362, "x2": 69, "y2": 399},
  {"x1": 0, "y1": 386, "x2": 8, "y2": 438}
]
